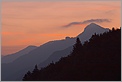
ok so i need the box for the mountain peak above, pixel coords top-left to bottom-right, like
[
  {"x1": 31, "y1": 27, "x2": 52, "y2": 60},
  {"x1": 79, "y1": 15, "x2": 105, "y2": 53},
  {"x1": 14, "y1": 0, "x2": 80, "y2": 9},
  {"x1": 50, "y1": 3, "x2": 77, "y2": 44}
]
[
  {"x1": 26, "y1": 45, "x2": 37, "y2": 48},
  {"x1": 89, "y1": 22, "x2": 98, "y2": 26},
  {"x1": 83, "y1": 23, "x2": 107, "y2": 32},
  {"x1": 77, "y1": 23, "x2": 109, "y2": 42},
  {"x1": 85, "y1": 23, "x2": 102, "y2": 29}
]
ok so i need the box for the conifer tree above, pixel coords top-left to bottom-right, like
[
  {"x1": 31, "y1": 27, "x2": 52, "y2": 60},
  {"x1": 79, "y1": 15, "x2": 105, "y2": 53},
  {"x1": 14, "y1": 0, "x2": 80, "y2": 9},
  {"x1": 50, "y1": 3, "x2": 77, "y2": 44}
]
[
  {"x1": 22, "y1": 74, "x2": 27, "y2": 81},
  {"x1": 22, "y1": 71, "x2": 32, "y2": 81},
  {"x1": 33, "y1": 64, "x2": 39, "y2": 73},
  {"x1": 71, "y1": 37, "x2": 82, "y2": 55}
]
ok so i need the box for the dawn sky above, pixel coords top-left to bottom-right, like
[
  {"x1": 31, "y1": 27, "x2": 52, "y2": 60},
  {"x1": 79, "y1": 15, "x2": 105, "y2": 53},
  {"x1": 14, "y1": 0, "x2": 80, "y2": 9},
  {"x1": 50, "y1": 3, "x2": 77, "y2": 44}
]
[{"x1": 2, "y1": 1, "x2": 121, "y2": 55}]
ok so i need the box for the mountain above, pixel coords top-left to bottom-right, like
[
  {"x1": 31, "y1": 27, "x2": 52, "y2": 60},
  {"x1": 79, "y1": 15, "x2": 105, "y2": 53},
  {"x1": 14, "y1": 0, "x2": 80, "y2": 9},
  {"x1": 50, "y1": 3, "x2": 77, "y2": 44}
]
[
  {"x1": 1, "y1": 23, "x2": 110, "y2": 81},
  {"x1": 23, "y1": 28, "x2": 121, "y2": 81},
  {"x1": 1, "y1": 45, "x2": 37, "y2": 63},
  {"x1": 1, "y1": 37, "x2": 76, "y2": 81},
  {"x1": 38, "y1": 23, "x2": 109, "y2": 68},
  {"x1": 77, "y1": 23, "x2": 109, "y2": 42},
  {"x1": 39, "y1": 46, "x2": 73, "y2": 68}
]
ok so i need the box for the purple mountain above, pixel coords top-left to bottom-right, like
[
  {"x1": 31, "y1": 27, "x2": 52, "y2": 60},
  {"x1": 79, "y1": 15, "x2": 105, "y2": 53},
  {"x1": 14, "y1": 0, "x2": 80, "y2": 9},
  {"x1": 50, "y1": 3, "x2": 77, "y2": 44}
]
[{"x1": 1, "y1": 23, "x2": 109, "y2": 81}]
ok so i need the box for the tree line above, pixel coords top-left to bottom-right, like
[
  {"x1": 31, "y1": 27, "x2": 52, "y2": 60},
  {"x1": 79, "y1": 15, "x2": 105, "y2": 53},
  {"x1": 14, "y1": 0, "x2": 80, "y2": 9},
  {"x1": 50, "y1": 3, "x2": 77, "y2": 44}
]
[{"x1": 23, "y1": 28, "x2": 121, "y2": 81}]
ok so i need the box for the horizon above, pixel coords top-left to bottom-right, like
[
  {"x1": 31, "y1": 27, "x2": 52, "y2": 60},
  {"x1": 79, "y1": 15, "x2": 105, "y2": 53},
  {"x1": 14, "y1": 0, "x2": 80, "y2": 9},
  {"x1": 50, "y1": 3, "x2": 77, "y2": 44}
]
[{"x1": 2, "y1": 1, "x2": 121, "y2": 56}]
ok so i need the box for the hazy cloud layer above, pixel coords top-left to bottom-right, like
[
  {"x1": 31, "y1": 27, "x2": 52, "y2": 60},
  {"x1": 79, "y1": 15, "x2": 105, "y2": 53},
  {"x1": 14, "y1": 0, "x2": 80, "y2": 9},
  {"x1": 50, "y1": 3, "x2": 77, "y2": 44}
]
[{"x1": 63, "y1": 19, "x2": 111, "y2": 27}]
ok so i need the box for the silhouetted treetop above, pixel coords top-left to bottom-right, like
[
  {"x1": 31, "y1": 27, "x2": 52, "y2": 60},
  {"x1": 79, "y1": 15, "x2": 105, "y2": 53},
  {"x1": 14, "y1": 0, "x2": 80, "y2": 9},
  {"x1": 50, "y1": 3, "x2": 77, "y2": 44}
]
[
  {"x1": 71, "y1": 37, "x2": 82, "y2": 55},
  {"x1": 23, "y1": 28, "x2": 121, "y2": 81}
]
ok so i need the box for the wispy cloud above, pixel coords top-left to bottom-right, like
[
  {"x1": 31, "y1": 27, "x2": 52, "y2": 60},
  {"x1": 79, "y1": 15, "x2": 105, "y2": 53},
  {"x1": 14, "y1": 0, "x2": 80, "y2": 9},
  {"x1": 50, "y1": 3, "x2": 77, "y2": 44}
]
[{"x1": 63, "y1": 19, "x2": 111, "y2": 27}]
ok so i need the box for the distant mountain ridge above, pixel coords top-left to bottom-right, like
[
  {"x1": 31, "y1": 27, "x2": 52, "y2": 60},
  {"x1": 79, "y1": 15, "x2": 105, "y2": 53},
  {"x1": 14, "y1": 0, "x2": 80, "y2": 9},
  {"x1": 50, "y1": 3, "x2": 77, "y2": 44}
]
[
  {"x1": 2, "y1": 46, "x2": 37, "y2": 63},
  {"x1": 39, "y1": 46, "x2": 73, "y2": 68},
  {"x1": 1, "y1": 23, "x2": 110, "y2": 81}
]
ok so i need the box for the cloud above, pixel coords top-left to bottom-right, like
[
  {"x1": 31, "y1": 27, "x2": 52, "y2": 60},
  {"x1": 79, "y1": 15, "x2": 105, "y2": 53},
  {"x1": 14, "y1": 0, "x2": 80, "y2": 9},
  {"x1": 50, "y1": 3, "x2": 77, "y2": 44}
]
[
  {"x1": 63, "y1": 22, "x2": 82, "y2": 27},
  {"x1": 63, "y1": 19, "x2": 111, "y2": 27}
]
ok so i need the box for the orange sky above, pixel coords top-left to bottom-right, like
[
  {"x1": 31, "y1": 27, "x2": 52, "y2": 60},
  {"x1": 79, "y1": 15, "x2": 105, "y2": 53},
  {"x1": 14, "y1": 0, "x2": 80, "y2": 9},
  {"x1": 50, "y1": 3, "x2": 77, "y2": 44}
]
[{"x1": 2, "y1": 1, "x2": 121, "y2": 55}]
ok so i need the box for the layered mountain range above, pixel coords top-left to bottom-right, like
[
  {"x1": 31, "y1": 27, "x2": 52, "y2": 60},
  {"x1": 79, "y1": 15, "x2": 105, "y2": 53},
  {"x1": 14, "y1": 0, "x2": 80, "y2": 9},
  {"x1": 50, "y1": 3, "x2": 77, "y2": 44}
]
[
  {"x1": 2, "y1": 46, "x2": 37, "y2": 63},
  {"x1": 1, "y1": 23, "x2": 109, "y2": 81}
]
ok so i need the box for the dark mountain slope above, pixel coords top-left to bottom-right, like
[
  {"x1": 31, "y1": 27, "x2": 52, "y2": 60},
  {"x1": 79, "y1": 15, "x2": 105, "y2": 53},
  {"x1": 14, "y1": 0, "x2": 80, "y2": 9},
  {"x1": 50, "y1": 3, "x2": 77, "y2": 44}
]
[{"x1": 23, "y1": 28, "x2": 121, "y2": 81}]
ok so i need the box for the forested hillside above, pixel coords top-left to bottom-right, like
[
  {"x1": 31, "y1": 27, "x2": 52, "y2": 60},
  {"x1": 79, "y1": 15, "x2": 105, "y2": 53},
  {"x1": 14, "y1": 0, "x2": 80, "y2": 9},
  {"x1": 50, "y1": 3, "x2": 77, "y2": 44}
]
[{"x1": 23, "y1": 28, "x2": 121, "y2": 81}]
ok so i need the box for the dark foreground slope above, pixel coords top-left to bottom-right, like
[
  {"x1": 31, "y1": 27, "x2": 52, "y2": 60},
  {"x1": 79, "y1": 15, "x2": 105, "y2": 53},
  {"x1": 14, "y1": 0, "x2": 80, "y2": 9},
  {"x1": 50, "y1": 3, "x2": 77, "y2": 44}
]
[{"x1": 23, "y1": 28, "x2": 121, "y2": 81}]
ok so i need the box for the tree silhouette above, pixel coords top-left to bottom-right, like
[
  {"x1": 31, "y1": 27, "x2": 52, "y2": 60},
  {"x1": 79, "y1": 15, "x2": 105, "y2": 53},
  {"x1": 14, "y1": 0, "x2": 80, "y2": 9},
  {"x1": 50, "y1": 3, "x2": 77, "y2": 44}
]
[
  {"x1": 71, "y1": 37, "x2": 82, "y2": 55},
  {"x1": 22, "y1": 71, "x2": 31, "y2": 81},
  {"x1": 32, "y1": 65, "x2": 39, "y2": 73},
  {"x1": 23, "y1": 28, "x2": 121, "y2": 81}
]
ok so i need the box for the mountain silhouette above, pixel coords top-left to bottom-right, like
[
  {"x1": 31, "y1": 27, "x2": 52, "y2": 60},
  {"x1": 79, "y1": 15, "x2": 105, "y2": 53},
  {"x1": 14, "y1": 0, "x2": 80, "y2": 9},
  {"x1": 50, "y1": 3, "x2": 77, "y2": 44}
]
[
  {"x1": 39, "y1": 46, "x2": 73, "y2": 68},
  {"x1": 38, "y1": 23, "x2": 109, "y2": 68},
  {"x1": 23, "y1": 28, "x2": 121, "y2": 81},
  {"x1": 1, "y1": 23, "x2": 110, "y2": 81},
  {"x1": 2, "y1": 45, "x2": 37, "y2": 63},
  {"x1": 77, "y1": 23, "x2": 109, "y2": 42}
]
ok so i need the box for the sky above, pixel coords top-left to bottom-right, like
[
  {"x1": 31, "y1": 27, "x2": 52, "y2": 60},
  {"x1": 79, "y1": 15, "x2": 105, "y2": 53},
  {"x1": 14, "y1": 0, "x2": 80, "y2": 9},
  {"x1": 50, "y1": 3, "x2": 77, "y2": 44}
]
[{"x1": 2, "y1": 0, "x2": 121, "y2": 56}]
